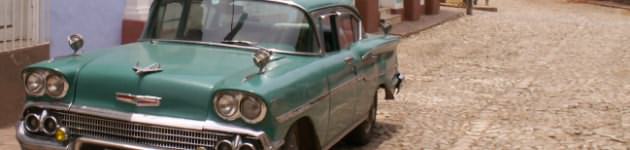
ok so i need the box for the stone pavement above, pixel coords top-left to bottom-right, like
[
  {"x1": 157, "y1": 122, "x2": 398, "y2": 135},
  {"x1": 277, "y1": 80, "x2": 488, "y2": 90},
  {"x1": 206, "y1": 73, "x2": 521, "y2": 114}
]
[
  {"x1": 390, "y1": 7, "x2": 465, "y2": 37},
  {"x1": 335, "y1": 0, "x2": 630, "y2": 149}
]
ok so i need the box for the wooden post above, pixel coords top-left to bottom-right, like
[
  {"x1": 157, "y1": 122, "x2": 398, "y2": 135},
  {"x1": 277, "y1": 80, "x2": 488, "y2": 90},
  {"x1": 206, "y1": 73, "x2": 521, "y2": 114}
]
[
  {"x1": 466, "y1": 0, "x2": 473, "y2": 15},
  {"x1": 403, "y1": 0, "x2": 422, "y2": 21},
  {"x1": 355, "y1": 0, "x2": 380, "y2": 33}
]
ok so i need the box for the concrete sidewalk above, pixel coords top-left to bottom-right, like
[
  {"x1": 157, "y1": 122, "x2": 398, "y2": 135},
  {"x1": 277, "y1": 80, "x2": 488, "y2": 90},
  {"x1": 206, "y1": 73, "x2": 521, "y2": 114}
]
[{"x1": 0, "y1": 126, "x2": 18, "y2": 149}]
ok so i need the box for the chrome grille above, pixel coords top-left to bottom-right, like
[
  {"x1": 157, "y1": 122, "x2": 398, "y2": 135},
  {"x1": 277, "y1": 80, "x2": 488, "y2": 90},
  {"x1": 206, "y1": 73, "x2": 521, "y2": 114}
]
[{"x1": 52, "y1": 111, "x2": 233, "y2": 150}]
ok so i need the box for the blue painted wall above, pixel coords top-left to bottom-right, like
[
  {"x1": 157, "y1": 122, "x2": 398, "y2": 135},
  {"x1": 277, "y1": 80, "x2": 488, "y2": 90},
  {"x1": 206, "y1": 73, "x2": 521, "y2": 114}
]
[{"x1": 50, "y1": 0, "x2": 126, "y2": 57}]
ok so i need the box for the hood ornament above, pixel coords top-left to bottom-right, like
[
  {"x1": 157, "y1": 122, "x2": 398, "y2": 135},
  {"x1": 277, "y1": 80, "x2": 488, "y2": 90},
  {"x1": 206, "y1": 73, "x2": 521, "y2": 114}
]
[
  {"x1": 253, "y1": 48, "x2": 272, "y2": 73},
  {"x1": 67, "y1": 34, "x2": 84, "y2": 56},
  {"x1": 116, "y1": 92, "x2": 161, "y2": 107},
  {"x1": 133, "y1": 62, "x2": 163, "y2": 76}
]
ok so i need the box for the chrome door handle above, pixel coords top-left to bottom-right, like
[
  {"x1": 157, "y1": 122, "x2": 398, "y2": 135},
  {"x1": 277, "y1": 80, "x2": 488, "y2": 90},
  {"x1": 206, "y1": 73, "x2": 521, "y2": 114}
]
[
  {"x1": 344, "y1": 57, "x2": 358, "y2": 75},
  {"x1": 362, "y1": 53, "x2": 377, "y2": 63},
  {"x1": 344, "y1": 57, "x2": 354, "y2": 65}
]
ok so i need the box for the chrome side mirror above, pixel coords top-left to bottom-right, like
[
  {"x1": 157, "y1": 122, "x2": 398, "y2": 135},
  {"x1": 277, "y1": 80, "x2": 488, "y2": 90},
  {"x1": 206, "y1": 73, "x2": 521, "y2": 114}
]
[
  {"x1": 67, "y1": 34, "x2": 84, "y2": 55},
  {"x1": 252, "y1": 48, "x2": 272, "y2": 73},
  {"x1": 379, "y1": 19, "x2": 392, "y2": 36}
]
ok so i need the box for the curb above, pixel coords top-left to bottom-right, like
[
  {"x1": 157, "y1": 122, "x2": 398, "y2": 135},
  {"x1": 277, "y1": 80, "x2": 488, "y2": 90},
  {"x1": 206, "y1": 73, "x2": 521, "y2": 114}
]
[
  {"x1": 394, "y1": 12, "x2": 466, "y2": 38},
  {"x1": 440, "y1": 3, "x2": 499, "y2": 12},
  {"x1": 585, "y1": 0, "x2": 630, "y2": 10}
]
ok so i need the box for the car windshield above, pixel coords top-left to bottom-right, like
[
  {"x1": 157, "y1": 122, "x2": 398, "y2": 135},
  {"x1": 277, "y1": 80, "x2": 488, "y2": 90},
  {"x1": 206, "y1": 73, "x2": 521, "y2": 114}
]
[{"x1": 147, "y1": 0, "x2": 319, "y2": 53}]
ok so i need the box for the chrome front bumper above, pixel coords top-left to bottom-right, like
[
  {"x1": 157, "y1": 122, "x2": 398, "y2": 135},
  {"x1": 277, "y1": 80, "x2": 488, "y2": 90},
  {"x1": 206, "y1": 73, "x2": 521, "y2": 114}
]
[
  {"x1": 16, "y1": 122, "x2": 67, "y2": 150},
  {"x1": 17, "y1": 121, "x2": 167, "y2": 150},
  {"x1": 394, "y1": 73, "x2": 404, "y2": 94},
  {"x1": 18, "y1": 101, "x2": 282, "y2": 150}
]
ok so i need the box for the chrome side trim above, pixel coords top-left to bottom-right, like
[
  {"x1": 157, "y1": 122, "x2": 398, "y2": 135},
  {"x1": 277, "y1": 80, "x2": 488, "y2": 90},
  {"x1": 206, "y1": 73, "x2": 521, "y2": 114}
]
[
  {"x1": 329, "y1": 77, "x2": 358, "y2": 94},
  {"x1": 275, "y1": 93, "x2": 329, "y2": 124},
  {"x1": 275, "y1": 74, "x2": 358, "y2": 123},
  {"x1": 22, "y1": 101, "x2": 275, "y2": 150}
]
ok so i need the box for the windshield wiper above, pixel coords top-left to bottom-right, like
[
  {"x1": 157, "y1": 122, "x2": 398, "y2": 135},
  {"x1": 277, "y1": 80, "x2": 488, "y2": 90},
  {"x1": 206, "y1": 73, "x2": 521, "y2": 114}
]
[{"x1": 220, "y1": 40, "x2": 257, "y2": 47}]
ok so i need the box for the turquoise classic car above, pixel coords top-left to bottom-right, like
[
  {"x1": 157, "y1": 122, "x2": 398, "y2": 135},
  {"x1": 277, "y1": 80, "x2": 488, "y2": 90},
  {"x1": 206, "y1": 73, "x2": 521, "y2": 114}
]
[{"x1": 16, "y1": 0, "x2": 403, "y2": 150}]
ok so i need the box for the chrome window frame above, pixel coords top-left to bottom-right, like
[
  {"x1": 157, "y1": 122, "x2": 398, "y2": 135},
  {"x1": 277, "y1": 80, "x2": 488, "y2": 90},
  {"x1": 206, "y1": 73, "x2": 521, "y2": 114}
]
[{"x1": 310, "y1": 6, "x2": 365, "y2": 54}]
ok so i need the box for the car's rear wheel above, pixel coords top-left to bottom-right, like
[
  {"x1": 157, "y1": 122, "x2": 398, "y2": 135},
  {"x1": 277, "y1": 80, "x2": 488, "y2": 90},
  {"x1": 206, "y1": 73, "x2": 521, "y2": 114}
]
[{"x1": 345, "y1": 90, "x2": 378, "y2": 145}]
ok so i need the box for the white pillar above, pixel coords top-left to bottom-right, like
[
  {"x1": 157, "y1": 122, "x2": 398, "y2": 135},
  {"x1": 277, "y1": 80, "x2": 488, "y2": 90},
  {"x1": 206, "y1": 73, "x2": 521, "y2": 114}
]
[{"x1": 124, "y1": 0, "x2": 153, "y2": 21}]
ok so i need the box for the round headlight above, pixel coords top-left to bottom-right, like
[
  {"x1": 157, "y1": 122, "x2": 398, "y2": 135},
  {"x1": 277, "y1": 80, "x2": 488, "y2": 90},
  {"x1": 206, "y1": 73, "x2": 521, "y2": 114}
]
[
  {"x1": 238, "y1": 143, "x2": 256, "y2": 150},
  {"x1": 25, "y1": 72, "x2": 46, "y2": 96},
  {"x1": 42, "y1": 116, "x2": 59, "y2": 135},
  {"x1": 216, "y1": 140, "x2": 233, "y2": 150},
  {"x1": 214, "y1": 94, "x2": 239, "y2": 120},
  {"x1": 24, "y1": 113, "x2": 40, "y2": 133},
  {"x1": 240, "y1": 96, "x2": 267, "y2": 124},
  {"x1": 46, "y1": 74, "x2": 68, "y2": 98}
]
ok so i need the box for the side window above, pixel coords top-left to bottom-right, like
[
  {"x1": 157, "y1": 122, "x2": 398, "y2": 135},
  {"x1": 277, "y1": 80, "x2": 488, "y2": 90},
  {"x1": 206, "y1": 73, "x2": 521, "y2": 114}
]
[
  {"x1": 335, "y1": 15, "x2": 358, "y2": 50},
  {"x1": 182, "y1": 1, "x2": 205, "y2": 40},
  {"x1": 156, "y1": 1, "x2": 183, "y2": 39},
  {"x1": 319, "y1": 15, "x2": 339, "y2": 53},
  {"x1": 318, "y1": 10, "x2": 360, "y2": 53}
]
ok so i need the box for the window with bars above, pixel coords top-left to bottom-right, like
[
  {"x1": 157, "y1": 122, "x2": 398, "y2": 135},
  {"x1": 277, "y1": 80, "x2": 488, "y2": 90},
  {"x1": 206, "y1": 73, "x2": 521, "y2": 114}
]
[{"x1": 0, "y1": 0, "x2": 50, "y2": 52}]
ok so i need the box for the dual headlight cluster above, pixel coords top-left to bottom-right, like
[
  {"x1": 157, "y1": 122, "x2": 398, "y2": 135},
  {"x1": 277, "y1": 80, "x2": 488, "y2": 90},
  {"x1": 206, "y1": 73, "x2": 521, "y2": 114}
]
[
  {"x1": 214, "y1": 91, "x2": 267, "y2": 124},
  {"x1": 23, "y1": 110, "x2": 68, "y2": 142},
  {"x1": 23, "y1": 70, "x2": 69, "y2": 99}
]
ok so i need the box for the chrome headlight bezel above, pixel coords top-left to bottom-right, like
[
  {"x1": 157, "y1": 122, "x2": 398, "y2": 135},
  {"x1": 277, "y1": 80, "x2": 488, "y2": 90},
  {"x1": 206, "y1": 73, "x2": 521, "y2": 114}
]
[
  {"x1": 24, "y1": 71, "x2": 47, "y2": 97},
  {"x1": 240, "y1": 96, "x2": 267, "y2": 124},
  {"x1": 23, "y1": 70, "x2": 69, "y2": 99},
  {"x1": 45, "y1": 74, "x2": 69, "y2": 99},
  {"x1": 213, "y1": 91, "x2": 268, "y2": 124},
  {"x1": 24, "y1": 113, "x2": 41, "y2": 133},
  {"x1": 213, "y1": 93, "x2": 241, "y2": 121}
]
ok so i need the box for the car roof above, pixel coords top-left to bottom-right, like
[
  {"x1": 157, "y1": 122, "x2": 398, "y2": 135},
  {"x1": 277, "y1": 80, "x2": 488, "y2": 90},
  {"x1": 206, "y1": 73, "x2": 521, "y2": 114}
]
[{"x1": 290, "y1": 0, "x2": 354, "y2": 12}]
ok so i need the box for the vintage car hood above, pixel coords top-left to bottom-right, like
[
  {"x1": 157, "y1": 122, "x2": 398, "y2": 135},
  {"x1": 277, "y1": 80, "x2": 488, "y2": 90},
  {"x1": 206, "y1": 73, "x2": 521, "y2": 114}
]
[{"x1": 72, "y1": 42, "x2": 278, "y2": 121}]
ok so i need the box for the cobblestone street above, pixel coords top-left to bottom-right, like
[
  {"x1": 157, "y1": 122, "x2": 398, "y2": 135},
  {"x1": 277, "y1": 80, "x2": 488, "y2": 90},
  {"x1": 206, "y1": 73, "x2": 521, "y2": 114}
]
[{"x1": 338, "y1": 0, "x2": 630, "y2": 149}]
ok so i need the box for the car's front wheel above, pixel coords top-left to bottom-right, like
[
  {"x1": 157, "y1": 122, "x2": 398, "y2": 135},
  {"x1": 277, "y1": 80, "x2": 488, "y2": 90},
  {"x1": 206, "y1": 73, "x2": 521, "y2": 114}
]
[
  {"x1": 281, "y1": 126, "x2": 300, "y2": 150},
  {"x1": 345, "y1": 90, "x2": 378, "y2": 145},
  {"x1": 281, "y1": 121, "x2": 318, "y2": 150}
]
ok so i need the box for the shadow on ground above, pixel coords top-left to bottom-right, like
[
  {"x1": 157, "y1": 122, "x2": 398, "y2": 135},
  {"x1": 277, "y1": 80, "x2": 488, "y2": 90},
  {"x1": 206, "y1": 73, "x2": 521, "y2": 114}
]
[{"x1": 331, "y1": 121, "x2": 403, "y2": 150}]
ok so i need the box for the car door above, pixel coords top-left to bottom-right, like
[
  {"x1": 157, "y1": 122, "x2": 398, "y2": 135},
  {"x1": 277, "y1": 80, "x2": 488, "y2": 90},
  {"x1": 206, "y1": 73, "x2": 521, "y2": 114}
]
[
  {"x1": 337, "y1": 12, "x2": 379, "y2": 123},
  {"x1": 317, "y1": 10, "x2": 362, "y2": 143}
]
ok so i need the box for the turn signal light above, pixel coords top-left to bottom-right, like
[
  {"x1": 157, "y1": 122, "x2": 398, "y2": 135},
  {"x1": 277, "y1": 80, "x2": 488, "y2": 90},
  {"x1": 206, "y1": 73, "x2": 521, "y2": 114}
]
[{"x1": 55, "y1": 127, "x2": 68, "y2": 143}]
